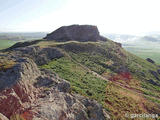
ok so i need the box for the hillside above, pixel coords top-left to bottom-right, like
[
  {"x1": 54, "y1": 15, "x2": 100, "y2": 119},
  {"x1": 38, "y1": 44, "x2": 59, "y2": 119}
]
[{"x1": 0, "y1": 25, "x2": 160, "y2": 120}]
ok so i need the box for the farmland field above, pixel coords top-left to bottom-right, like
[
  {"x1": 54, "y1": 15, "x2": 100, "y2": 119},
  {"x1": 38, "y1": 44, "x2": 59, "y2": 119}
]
[
  {"x1": 124, "y1": 44, "x2": 160, "y2": 64},
  {"x1": 0, "y1": 40, "x2": 16, "y2": 50}
]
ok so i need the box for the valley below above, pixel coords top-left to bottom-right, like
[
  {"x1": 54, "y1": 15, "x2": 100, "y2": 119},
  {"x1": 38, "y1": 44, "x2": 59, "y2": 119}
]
[{"x1": 106, "y1": 33, "x2": 160, "y2": 64}]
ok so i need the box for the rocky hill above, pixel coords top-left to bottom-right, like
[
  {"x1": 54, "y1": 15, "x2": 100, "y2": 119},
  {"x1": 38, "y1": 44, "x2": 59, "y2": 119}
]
[
  {"x1": 44, "y1": 25, "x2": 107, "y2": 42},
  {"x1": 0, "y1": 25, "x2": 160, "y2": 120}
]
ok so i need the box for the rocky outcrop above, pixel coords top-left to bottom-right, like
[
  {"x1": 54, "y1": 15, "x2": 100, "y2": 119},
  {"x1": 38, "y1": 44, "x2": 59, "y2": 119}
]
[
  {"x1": 0, "y1": 58, "x2": 40, "y2": 90},
  {"x1": 148, "y1": 79, "x2": 160, "y2": 86},
  {"x1": 32, "y1": 92, "x2": 107, "y2": 120},
  {"x1": 0, "y1": 25, "x2": 110, "y2": 119},
  {"x1": 0, "y1": 57, "x2": 108, "y2": 120},
  {"x1": 0, "y1": 58, "x2": 40, "y2": 118},
  {"x1": 44, "y1": 25, "x2": 107, "y2": 42},
  {"x1": 157, "y1": 69, "x2": 160, "y2": 74},
  {"x1": 149, "y1": 70, "x2": 160, "y2": 80},
  {"x1": 74, "y1": 94, "x2": 107, "y2": 120},
  {"x1": 6, "y1": 40, "x2": 42, "y2": 50},
  {"x1": 11, "y1": 46, "x2": 64, "y2": 65},
  {"x1": 146, "y1": 58, "x2": 155, "y2": 64}
]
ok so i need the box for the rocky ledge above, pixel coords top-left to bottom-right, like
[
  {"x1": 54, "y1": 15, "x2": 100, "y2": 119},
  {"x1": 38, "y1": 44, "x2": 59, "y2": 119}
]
[{"x1": 0, "y1": 57, "x2": 108, "y2": 120}]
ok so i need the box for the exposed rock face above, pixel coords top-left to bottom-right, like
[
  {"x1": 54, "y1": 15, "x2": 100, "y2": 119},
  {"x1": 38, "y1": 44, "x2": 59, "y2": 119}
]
[
  {"x1": 32, "y1": 92, "x2": 106, "y2": 120},
  {"x1": 44, "y1": 25, "x2": 107, "y2": 42},
  {"x1": 149, "y1": 70, "x2": 160, "y2": 80},
  {"x1": 146, "y1": 58, "x2": 155, "y2": 64},
  {"x1": 11, "y1": 46, "x2": 64, "y2": 65},
  {"x1": 0, "y1": 25, "x2": 110, "y2": 119},
  {"x1": 0, "y1": 57, "x2": 107, "y2": 120},
  {"x1": 148, "y1": 79, "x2": 160, "y2": 86},
  {"x1": 74, "y1": 94, "x2": 107, "y2": 120},
  {"x1": 0, "y1": 58, "x2": 40, "y2": 118},
  {"x1": 0, "y1": 58, "x2": 40, "y2": 90}
]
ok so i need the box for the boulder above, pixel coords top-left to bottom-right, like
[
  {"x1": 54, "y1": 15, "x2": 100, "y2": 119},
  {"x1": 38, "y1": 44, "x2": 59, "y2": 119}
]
[
  {"x1": 148, "y1": 79, "x2": 159, "y2": 86},
  {"x1": 44, "y1": 25, "x2": 107, "y2": 42},
  {"x1": 149, "y1": 70, "x2": 159, "y2": 80},
  {"x1": 73, "y1": 94, "x2": 107, "y2": 120},
  {"x1": 57, "y1": 80, "x2": 70, "y2": 93},
  {"x1": 146, "y1": 58, "x2": 155, "y2": 64}
]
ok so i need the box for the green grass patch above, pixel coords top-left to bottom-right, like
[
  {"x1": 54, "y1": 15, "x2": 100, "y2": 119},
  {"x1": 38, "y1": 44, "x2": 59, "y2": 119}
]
[
  {"x1": 55, "y1": 41, "x2": 160, "y2": 99},
  {"x1": 124, "y1": 46, "x2": 160, "y2": 64},
  {"x1": 0, "y1": 40, "x2": 16, "y2": 50},
  {"x1": 40, "y1": 57, "x2": 107, "y2": 104},
  {"x1": 145, "y1": 96, "x2": 160, "y2": 104},
  {"x1": 38, "y1": 40, "x2": 160, "y2": 119}
]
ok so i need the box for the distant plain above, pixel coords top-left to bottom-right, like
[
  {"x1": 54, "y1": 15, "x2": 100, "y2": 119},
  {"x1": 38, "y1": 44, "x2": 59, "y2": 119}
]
[
  {"x1": 106, "y1": 33, "x2": 160, "y2": 64},
  {"x1": 123, "y1": 42, "x2": 160, "y2": 64}
]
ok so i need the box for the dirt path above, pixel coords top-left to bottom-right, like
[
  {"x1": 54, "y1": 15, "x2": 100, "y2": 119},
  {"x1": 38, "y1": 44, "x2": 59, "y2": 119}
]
[{"x1": 68, "y1": 54, "x2": 160, "y2": 102}]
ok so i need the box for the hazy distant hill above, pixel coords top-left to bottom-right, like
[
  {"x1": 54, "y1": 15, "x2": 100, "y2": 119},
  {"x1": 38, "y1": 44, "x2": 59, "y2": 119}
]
[
  {"x1": 0, "y1": 32, "x2": 47, "y2": 50},
  {"x1": 104, "y1": 33, "x2": 160, "y2": 64},
  {"x1": 142, "y1": 36, "x2": 160, "y2": 42},
  {"x1": 104, "y1": 33, "x2": 160, "y2": 44},
  {"x1": 0, "y1": 32, "x2": 47, "y2": 41}
]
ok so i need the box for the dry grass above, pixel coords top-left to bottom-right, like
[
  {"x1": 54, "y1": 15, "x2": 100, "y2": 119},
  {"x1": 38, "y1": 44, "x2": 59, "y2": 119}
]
[
  {"x1": 36, "y1": 40, "x2": 100, "y2": 47},
  {"x1": 0, "y1": 57, "x2": 16, "y2": 71},
  {"x1": 10, "y1": 114, "x2": 25, "y2": 120},
  {"x1": 105, "y1": 82, "x2": 160, "y2": 119}
]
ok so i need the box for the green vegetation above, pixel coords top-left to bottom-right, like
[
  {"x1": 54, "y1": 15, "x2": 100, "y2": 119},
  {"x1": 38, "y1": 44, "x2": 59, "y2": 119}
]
[
  {"x1": 56, "y1": 40, "x2": 160, "y2": 79},
  {"x1": 1, "y1": 31, "x2": 160, "y2": 119},
  {"x1": 0, "y1": 32, "x2": 46, "y2": 50},
  {"x1": 56, "y1": 40, "x2": 119, "y2": 75},
  {"x1": 0, "y1": 40, "x2": 16, "y2": 50},
  {"x1": 145, "y1": 96, "x2": 160, "y2": 104},
  {"x1": 37, "y1": 40, "x2": 160, "y2": 101},
  {"x1": 37, "y1": 40, "x2": 160, "y2": 119},
  {"x1": 62, "y1": 41, "x2": 160, "y2": 95},
  {"x1": 40, "y1": 57, "x2": 107, "y2": 105}
]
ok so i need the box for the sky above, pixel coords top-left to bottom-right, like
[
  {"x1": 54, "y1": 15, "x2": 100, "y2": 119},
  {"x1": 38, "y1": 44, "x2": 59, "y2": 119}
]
[{"x1": 0, "y1": 0, "x2": 160, "y2": 35}]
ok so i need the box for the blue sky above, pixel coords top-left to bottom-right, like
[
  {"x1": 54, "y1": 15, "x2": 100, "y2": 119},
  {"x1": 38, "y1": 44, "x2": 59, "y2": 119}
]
[
  {"x1": 0, "y1": 0, "x2": 160, "y2": 34},
  {"x1": 0, "y1": 0, "x2": 67, "y2": 32}
]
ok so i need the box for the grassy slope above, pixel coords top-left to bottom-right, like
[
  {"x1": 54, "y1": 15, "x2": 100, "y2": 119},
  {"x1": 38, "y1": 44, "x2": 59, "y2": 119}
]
[
  {"x1": 0, "y1": 40, "x2": 16, "y2": 50},
  {"x1": 38, "y1": 40, "x2": 160, "y2": 119},
  {"x1": 40, "y1": 57, "x2": 108, "y2": 106}
]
